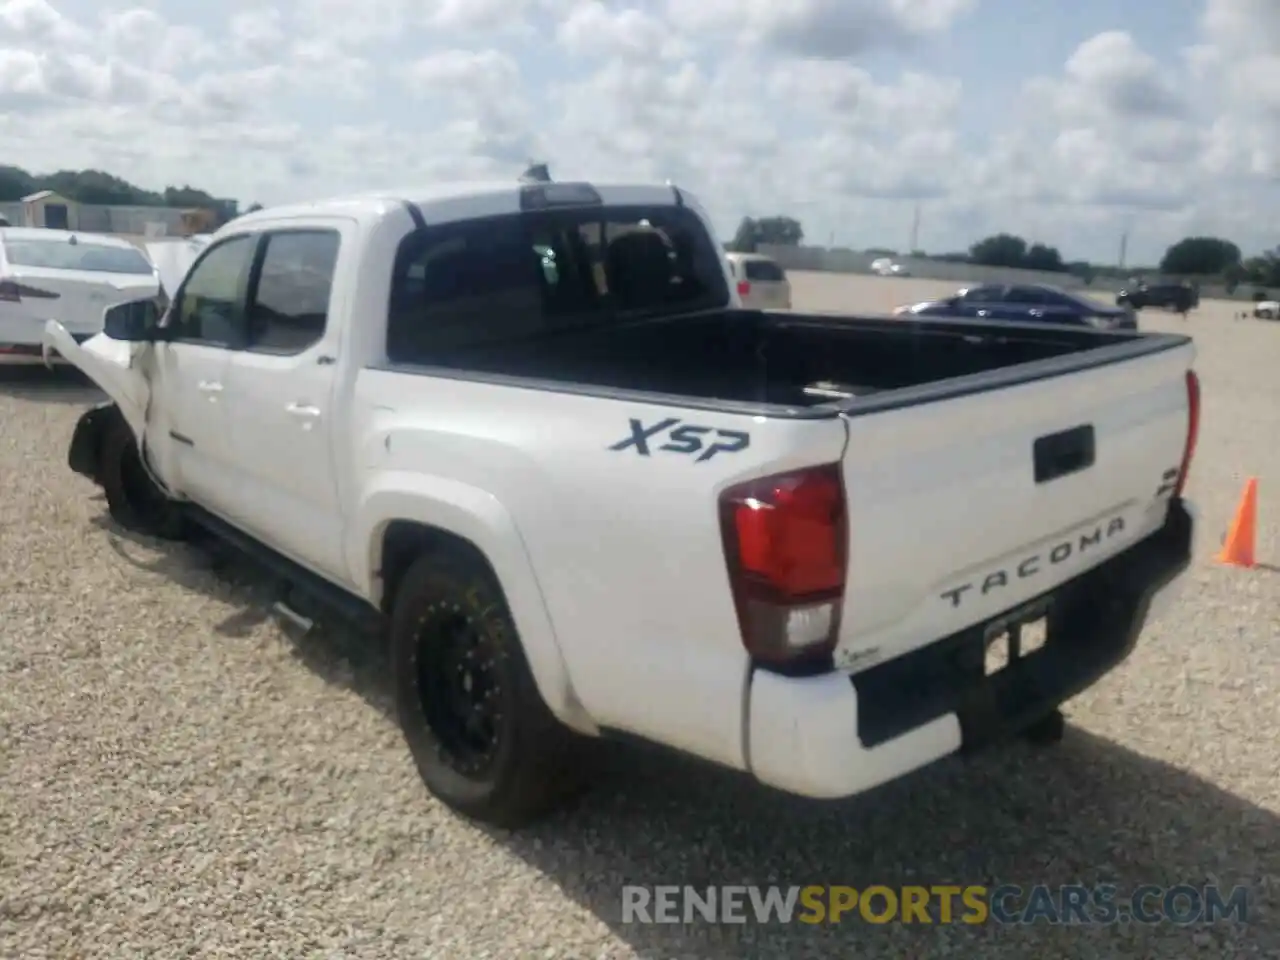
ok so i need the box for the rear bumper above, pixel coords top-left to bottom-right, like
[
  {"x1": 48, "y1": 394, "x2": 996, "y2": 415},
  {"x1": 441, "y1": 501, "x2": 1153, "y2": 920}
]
[
  {"x1": 745, "y1": 498, "x2": 1196, "y2": 800},
  {"x1": 0, "y1": 331, "x2": 94, "y2": 362}
]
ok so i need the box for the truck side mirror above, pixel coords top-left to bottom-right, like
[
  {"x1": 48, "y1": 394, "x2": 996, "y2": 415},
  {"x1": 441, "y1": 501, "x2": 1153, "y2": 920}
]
[{"x1": 103, "y1": 298, "x2": 162, "y2": 342}]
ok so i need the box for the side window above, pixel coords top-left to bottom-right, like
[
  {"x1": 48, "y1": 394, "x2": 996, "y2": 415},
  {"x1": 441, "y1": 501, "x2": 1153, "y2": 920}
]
[
  {"x1": 167, "y1": 235, "x2": 257, "y2": 346},
  {"x1": 1004, "y1": 287, "x2": 1048, "y2": 305},
  {"x1": 386, "y1": 218, "x2": 546, "y2": 364},
  {"x1": 246, "y1": 230, "x2": 340, "y2": 354},
  {"x1": 960, "y1": 286, "x2": 1004, "y2": 303},
  {"x1": 1039, "y1": 290, "x2": 1078, "y2": 308}
]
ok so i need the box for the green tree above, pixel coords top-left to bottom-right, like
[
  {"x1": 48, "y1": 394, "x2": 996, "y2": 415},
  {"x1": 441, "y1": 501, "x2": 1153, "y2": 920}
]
[
  {"x1": 754, "y1": 216, "x2": 804, "y2": 246},
  {"x1": 1023, "y1": 242, "x2": 1066, "y2": 272},
  {"x1": 44, "y1": 168, "x2": 159, "y2": 205},
  {"x1": 1066, "y1": 260, "x2": 1095, "y2": 285},
  {"x1": 1159, "y1": 236, "x2": 1241, "y2": 276},
  {"x1": 1241, "y1": 249, "x2": 1280, "y2": 287},
  {"x1": 0, "y1": 163, "x2": 234, "y2": 222},
  {"x1": 969, "y1": 233, "x2": 1028, "y2": 268},
  {"x1": 727, "y1": 215, "x2": 805, "y2": 252},
  {"x1": 969, "y1": 233, "x2": 1067, "y2": 272},
  {"x1": 728, "y1": 217, "x2": 758, "y2": 253},
  {"x1": 0, "y1": 165, "x2": 36, "y2": 201}
]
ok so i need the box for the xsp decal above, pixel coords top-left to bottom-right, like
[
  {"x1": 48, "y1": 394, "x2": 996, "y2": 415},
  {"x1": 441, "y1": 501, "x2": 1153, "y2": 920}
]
[{"x1": 609, "y1": 417, "x2": 751, "y2": 463}]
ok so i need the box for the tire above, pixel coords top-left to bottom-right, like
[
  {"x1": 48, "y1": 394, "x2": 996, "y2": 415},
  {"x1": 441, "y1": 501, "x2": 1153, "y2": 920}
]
[
  {"x1": 99, "y1": 417, "x2": 187, "y2": 540},
  {"x1": 1022, "y1": 708, "x2": 1066, "y2": 746},
  {"x1": 390, "y1": 549, "x2": 585, "y2": 828}
]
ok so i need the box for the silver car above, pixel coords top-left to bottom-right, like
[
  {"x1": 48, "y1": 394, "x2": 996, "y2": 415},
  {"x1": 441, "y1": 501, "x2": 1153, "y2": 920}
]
[{"x1": 725, "y1": 252, "x2": 791, "y2": 310}]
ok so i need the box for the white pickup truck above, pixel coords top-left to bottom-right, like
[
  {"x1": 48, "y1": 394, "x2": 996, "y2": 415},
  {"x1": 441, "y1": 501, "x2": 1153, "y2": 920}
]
[{"x1": 46, "y1": 179, "x2": 1200, "y2": 828}]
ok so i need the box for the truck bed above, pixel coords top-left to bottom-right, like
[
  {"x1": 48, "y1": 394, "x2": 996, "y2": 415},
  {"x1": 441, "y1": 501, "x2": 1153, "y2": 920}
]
[
  {"x1": 383, "y1": 305, "x2": 1196, "y2": 688},
  {"x1": 409, "y1": 309, "x2": 1188, "y2": 416}
]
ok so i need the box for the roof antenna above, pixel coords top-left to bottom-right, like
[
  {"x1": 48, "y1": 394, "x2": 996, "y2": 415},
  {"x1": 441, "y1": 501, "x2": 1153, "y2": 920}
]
[{"x1": 520, "y1": 161, "x2": 552, "y2": 184}]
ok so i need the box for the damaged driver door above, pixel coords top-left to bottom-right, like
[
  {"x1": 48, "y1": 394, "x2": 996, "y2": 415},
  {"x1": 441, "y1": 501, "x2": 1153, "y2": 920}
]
[
  {"x1": 144, "y1": 233, "x2": 257, "y2": 512},
  {"x1": 44, "y1": 233, "x2": 257, "y2": 515}
]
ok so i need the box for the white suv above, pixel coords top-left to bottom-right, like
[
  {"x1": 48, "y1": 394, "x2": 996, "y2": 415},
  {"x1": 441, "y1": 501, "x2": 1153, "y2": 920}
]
[{"x1": 725, "y1": 252, "x2": 791, "y2": 309}]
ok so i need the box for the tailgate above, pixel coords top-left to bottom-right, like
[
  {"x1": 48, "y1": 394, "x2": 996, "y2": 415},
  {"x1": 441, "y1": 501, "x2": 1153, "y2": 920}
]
[{"x1": 833, "y1": 339, "x2": 1195, "y2": 673}]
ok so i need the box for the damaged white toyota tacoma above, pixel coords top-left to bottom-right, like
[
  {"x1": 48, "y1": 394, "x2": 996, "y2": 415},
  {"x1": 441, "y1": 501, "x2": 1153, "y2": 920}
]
[{"x1": 46, "y1": 179, "x2": 1200, "y2": 827}]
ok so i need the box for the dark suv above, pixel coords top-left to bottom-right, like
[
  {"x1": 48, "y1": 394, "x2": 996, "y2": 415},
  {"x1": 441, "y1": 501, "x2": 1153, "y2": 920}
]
[{"x1": 1116, "y1": 281, "x2": 1198, "y2": 313}]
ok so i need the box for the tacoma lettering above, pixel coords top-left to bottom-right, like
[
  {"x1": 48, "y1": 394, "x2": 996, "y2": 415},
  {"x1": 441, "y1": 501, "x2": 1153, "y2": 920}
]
[{"x1": 940, "y1": 516, "x2": 1126, "y2": 608}]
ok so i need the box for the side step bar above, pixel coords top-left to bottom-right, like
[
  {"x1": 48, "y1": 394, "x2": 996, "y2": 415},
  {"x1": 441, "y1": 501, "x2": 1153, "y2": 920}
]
[
  {"x1": 271, "y1": 601, "x2": 316, "y2": 633},
  {"x1": 182, "y1": 504, "x2": 386, "y2": 637}
]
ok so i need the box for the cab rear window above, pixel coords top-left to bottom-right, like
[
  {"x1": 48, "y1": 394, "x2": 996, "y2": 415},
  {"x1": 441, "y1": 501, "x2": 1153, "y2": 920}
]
[{"x1": 386, "y1": 204, "x2": 730, "y2": 364}]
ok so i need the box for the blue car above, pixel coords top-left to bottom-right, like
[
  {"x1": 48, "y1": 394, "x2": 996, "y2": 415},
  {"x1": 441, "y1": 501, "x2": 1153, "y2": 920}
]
[{"x1": 893, "y1": 283, "x2": 1137, "y2": 330}]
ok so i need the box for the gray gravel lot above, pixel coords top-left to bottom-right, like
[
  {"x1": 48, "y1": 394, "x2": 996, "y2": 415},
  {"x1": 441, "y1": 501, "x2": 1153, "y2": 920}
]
[{"x1": 2, "y1": 277, "x2": 1278, "y2": 958}]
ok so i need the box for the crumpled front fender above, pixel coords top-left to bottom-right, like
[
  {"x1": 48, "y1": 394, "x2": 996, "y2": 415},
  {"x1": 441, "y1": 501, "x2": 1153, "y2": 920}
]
[{"x1": 43, "y1": 320, "x2": 152, "y2": 441}]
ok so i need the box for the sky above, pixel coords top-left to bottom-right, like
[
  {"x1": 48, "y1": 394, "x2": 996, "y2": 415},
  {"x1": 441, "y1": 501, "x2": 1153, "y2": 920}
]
[{"x1": 1, "y1": 0, "x2": 1278, "y2": 265}]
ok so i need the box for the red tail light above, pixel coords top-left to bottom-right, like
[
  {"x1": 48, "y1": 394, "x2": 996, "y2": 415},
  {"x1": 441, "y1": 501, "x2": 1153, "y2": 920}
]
[
  {"x1": 719, "y1": 464, "x2": 847, "y2": 666},
  {"x1": 736, "y1": 279, "x2": 751, "y2": 298},
  {"x1": 1174, "y1": 369, "x2": 1200, "y2": 498},
  {"x1": 0, "y1": 279, "x2": 59, "y2": 302}
]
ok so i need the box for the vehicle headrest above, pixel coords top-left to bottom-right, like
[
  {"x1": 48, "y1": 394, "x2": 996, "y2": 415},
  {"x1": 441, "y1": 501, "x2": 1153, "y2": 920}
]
[
  {"x1": 605, "y1": 230, "x2": 673, "y2": 308},
  {"x1": 419, "y1": 249, "x2": 473, "y2": 302}
]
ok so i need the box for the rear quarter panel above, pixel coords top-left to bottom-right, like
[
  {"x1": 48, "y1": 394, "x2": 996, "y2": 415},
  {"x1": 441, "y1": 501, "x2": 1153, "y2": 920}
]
[{"x1": 348, "y1": 370, "x2": 848, "y2": 768}]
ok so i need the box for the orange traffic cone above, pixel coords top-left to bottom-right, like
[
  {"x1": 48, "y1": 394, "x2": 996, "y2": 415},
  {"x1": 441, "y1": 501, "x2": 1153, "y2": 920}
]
[{"x1": 1217, "y1": 477, "x2": 1258, "y2": 568}]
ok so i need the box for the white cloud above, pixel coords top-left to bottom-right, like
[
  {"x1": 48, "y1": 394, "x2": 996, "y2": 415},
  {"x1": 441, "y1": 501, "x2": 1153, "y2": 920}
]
[
  {"x1": 667, "y1": 0, "x2": 977, "y2": 58},
  {"x1": 291, "y1": 0, "x2": 539, "y2": 46},
  {"x1": 0, "y1": 0, "x2": 1277, "y2": 262},
  {"x1": 0, "y1": 0, "x2": 86, "y2": 43},
  {"x1": 229, "y1": 8, "x2": 284, "y2": 61},
  {"x1": 1194, "y1": 0, "x2": 1280, "y2": 177},
  {"x1": 557, "y1": 2, "x2": 691, "y2": 62}
]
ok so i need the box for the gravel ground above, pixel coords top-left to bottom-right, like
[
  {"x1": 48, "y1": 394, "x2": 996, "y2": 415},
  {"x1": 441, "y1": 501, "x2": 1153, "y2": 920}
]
[{"x1": 2, "y1": 281, "x2": 1278, "y2": 959}]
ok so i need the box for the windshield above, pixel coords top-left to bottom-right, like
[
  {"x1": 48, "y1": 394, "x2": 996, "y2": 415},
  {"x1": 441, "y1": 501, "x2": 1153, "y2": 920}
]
[{"x1": 2, "y1": 237, "x2": 155, "y2": 275}]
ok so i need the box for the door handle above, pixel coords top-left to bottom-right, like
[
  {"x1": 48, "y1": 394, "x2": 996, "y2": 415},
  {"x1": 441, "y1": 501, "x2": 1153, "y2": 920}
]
[
  {"x1": 976, "y1": 309, "x2": 990, "y2": 317},
  {"x1": 286, "y1": 402, "x2": 321, "y2": 419},
  {"x1": 197, "y1": 380, "x2": 222, "y2": 392}
]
